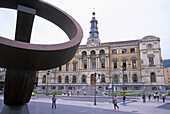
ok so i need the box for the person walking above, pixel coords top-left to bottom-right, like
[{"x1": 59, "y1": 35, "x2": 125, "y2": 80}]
[
  {"x1": 122, "y1": 94, "x2": 126, "y2": 106},
  {"x1": 52, "y1": 95, "x2": 57, "y2": 109},
  {"x1": 84, "y1": 91, "x2": 86, "y2": 96},
  {"x1": 142, "y1": 93, "x2": 146, "y2": 103},
  {"x1": 153, "y1": 92, "x2": 156, "y2": 101},
  {"x1": 148, "y1": 94, "x2": 151, "y2": 102},
  {"x1": 113, "y1": 95, "x2": 119, "y2": 109},
  {"x1": 162, "y1": 93, "x2": 166, "y2": 103}
]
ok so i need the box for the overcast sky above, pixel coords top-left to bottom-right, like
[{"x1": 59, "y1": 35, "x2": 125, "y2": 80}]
[{"x1": 0, "y1": 0, "x2": 170, "y2": 59}]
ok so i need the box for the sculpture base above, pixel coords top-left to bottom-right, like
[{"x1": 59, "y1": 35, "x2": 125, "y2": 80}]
[
  {"x1": 1, "y1": 104, "x2": 29, "y2": 114},
  {"x1": 4, "y1": 69, "x2": 36, "y2": 105}
]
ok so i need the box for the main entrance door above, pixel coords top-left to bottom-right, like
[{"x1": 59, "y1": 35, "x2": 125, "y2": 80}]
[{"x1": 91, "y1": 74, "x2": 96, "y2": 85}]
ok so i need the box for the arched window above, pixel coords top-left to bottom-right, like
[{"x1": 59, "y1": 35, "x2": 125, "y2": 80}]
[
  {"x1": 99, "y1": 49, "x2": 105, "y2": 55},
  {"x1": 101, "y1": 74, "x2": 105, "y2": 83},
  {"x1": 82, "y1": 51, "x2": 87, "y2": 56},
  {"x1": 58, "y1": 76, "x2": 62, "y2": 83},
  {"x1": 147, "y1": 44, "x2": 153, "y2": 49},
  {"x1": 82, "y1": 75, "x2": 86, "y2": 83},
  {"x1": 114, "y1": 74, "x2": 118, "y2": 83},
  {"x1": 72, "y1": 76, "x2": 76, "y2": 83},
  {"x1": 133, "y1": 74, "x2": 138, "y2": 82},
  {"x1": 151, "y1": 72, "x2": 156, "y2": 82},
  {"x1": 90, "y1": 50, "x2": 96, "y2": 56},
  {"x1": 65, "y1": 76, "x2": 69, "y2": 83},
  {"x1": 42, "y1": 75, "x2": 46, "y2": 83},
  {"x1": 123, "y1": 74, "x2": 128, "y2": 83}
]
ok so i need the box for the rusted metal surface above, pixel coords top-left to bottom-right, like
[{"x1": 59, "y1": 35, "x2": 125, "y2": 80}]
[
  {"x1": 0, "y1": 0, "x2": 83, "y2": 70},
  {"x1": 0, "y1": 0, "x2": 83, "y2": 105},
  {"x1": 4, "y1": 69, "x2": 36, "y2": 105}
]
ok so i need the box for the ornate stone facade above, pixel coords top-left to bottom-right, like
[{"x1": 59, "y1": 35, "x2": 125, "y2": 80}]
[{"x1": 37, "y1": 12, "x2": 165, "y2": 93}]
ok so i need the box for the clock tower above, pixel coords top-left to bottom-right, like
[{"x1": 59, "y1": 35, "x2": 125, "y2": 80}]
[{"x1": 87, "y1": 11, "x2": 101, "y2": 47}]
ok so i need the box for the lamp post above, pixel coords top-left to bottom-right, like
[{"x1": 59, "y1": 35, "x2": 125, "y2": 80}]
[
  {"x1": 121, "y1": 65, "x2": 125, "y2": 95},
  {"x1": 94, "y1": 73, "x2": 100, "y2": 105},
  {"x1": 112, "y1": 71, "x2": 114, "y2": 103},
  {"x1": 46, "y1": 70, "x2": 50, "y2": 95}
]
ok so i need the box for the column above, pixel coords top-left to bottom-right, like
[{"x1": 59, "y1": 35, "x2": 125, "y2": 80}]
[
  {"x1": 105, "y1": 56, "x2": 107, "y2": 69},
  {"x1": 98, "y1": 57, "x2": 100, "y2": 69},
  {"x1": 96, "y1": 57, "x2": 98, "y2": 69},
  {"x1": 89, "y1": 58, "x2": 91, "y2": 69}
]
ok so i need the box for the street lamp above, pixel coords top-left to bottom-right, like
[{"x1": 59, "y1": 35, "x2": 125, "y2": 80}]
[
  {"x1": 94, "y1": 73, "x2": 100, "y2": 105},
  {"x1": 112, "y1": 71, "x2": 114, "y2": 104},
  {"x1": 121, "y1": 65, "x2": 125, "y2": 95},
  {"x1": 46, "y1": 70, "x2": 50, "y2": 95}
]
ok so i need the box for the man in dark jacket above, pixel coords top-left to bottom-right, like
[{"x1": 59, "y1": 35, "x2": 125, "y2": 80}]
[{"x1": 52, "y1": 95, "x2": 57, "y2": 108}]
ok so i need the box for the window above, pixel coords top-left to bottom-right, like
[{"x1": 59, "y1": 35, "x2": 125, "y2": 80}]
[
  {"x1": 133, "y1": 74, "x2": 138, "y2": 82},
  {"x1": 73, "y1": 63, "x2": 76, "y2": 71},
  {"x1": 42, "y1": 75, "x2": 46, "y2": 83},
  {"x1": 72, "y1": 76, "x2": 76, "y2": 83},
  {"x1": 152, "y1": 87, "x2": 157, "y2": 90},
  {"x1": 123, "y1": 74, "x2": 128, "y2": 83},
  {"x1": 84, "y1": 62, "x2": 87, "y2": 69},
  {"x1": 82, "y1": 75, "x2": 86, "y2": 83},
  {"x1": 122, "y1": 60, "x2": 126, "y2": 70},
  {"x1": 42, "y1": 86, "x2": 45, "y2": 90},
  {"x1": 130, "y1": 48, "x2": 135, "y2": 53},
  {"x1": 168, "y1": 81, "x2": 170, "y2": 83},
  {"x1": 151, "y1": 72, "x2": 156, "y2": 82},
  {"x1": 123, "y1": 86, "x2": 127, "y2": 90},
  {"x1": 66, "y1": 63, "x2": 69, "y2": 71},
  {"x1": 114, "y1": 74, "x2": 118, "y2": 83},
  {"x1": 100, "y1": 50, "x2": 105, "y2": 55},
  {"x1": 59, "y1": 66, "x2": 62, "y2": 71},
  {"x1": 113, "y1": 61, "x2": 117, "y2": 69},
  {"x1": 101, "y1": 74, "x2": 105, "y2": 83},
  {"x1": 122, "y1": 49, "x2": 127, "y2": 54},
  {"x1": 147, "y1": 44, "x2": 153, "y2": 49},
  {"x1": 92, "y1": 62, "x2": 96, "y2": 69},
  {"x1": 58, "y1": 76, "x2": 62, "y2": 83},
  {"x1": 149, "y1": 57, "x2": 154, "y2": 65},
  {"x1": 65, "y1": 76, "x2": 69, "y2": 83},
  {"x1": 101, "y1": 61, "x2": 105, "y2": 68},
  {"x1": 132, "y1": 60, "x2": 136, "y2": 69},
  {"x1": 52, "y1": 86, "x2": 56, "y2": 90},
  {"x1": 112, "y1": 49, "x2": 117, "y2": 54},
  {"x1": 90, "y1": 50, "x2": 96, "y2": 56},
  {"x1": 134, "y1": 86, "x2": 139, "y2": 90},
  {"x1": 82, "y1": 51, "x2": 87, "y2": 56},
  {"x1": 0, "y1": 76, "x2": 2, "y2": 80}
]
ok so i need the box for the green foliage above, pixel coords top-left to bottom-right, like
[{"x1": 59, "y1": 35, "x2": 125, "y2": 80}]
[{"x1": 36, "y1": 91, "x2": 62, "y2": 95}]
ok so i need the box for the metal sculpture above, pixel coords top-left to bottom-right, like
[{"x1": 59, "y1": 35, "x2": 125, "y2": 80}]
[{"x1": 0, "y1": 0, "x2": 83, "y2": 105}]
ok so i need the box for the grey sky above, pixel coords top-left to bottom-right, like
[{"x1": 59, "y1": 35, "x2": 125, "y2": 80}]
[{"x1": 0, "y1": 0, "x2": 170, "y2": 59}]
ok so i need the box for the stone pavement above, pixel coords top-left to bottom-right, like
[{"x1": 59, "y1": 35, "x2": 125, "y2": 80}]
[
  {"x1": 1, "y1": 95, "x2": 170, "y2": 114},
  {"x1": 29, "y1": 96, "x2": 170, "y2": 114}
]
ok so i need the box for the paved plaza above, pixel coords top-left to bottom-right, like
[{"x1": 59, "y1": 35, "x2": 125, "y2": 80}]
[{"x1": 0, "y1": 95, "x2": 170, "y2": 114}]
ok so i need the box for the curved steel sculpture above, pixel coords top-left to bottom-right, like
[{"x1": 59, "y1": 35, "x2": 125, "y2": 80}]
[{"x1": 0, "y1": 0, "x2": 83, "y2": 105}]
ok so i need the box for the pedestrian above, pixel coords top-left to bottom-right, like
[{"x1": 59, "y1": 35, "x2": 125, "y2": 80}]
[
  {"x1": 156, "y1": 92, "x2": 159, "y2": 101},
  {"x1": 84, "y1": 91, "x2": 86, "y2": 96},
  {"x1": 153, "y1": 92, "x2": 156, "y2": 101},
  {"x1": 122, "y1": 94, "x2": 126, "y2": 106},
  {"x1": 162, "y1": 93, "x2": 166, "y2": 103},
  {"x1": 142, "y1": 93, "x2": 146, "y2": 103},
  {"x1": 148, "y1": 93, "x2": 151, "y2": 102},
  {"x1": 77, "y1": 90, "x2": 79, "y2": 96},
  {"x1": 52, "y1": 95, "x2": 57, "y2": 109},
  {"x1": 67, "y1": 91, "x2": 69, "y2": 96},
  {"x1": 113, "y1": 95, "x2": 119, "y2": 109}
]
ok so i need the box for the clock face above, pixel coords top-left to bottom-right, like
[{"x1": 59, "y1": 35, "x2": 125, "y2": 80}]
[{"x1": 91, "y1": 42, "x2": 94, "y2": 46}]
